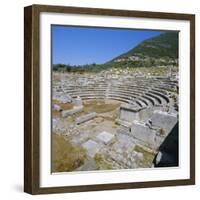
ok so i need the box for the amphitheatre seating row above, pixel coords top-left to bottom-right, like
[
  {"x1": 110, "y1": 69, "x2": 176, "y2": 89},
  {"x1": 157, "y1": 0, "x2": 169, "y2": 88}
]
[
  {"x1": 64, "y1": 87, "x2": 169, "y2": 106},
  {"x1": 54, "y1": 76, "x2": 177, "y2": 109}
]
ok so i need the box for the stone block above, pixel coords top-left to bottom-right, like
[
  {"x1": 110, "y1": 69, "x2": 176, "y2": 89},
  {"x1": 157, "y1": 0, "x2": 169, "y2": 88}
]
[
  {"x1": 96, "y1": 131, "x2": 115, "y2": 145},
  {"x1": 82, "y1": 140, "x2": 102, "y2": 158},
  {"x1": 119, "y1": 103, "x2": 149, "y2": 122},
  {"x1": 73, "y1": 96, "x2": 82, "y2": 107},
  {"x1": 115, "y1": 118, "x2": 132, "y2": 128},
  {"x1": 61, "y1": 106, "x2": 83, "y2": 117},
  {"x1": 131, "y1": 121, "x2": 156, "y2": 147},
  {"x1": 119, "y1": 104, "x2": 140, "y2": 122},
  {"x1": 151, "y1": 110, "x2": 177, "y2": 133},
  {"x1": 76, "y1": 112, "x2": 97, "y2": 124}
]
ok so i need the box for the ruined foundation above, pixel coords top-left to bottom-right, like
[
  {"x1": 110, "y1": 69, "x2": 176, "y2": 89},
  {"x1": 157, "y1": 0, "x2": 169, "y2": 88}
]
[{"x1": 52, "y1": 72, "x2": 179, "y2": 172}]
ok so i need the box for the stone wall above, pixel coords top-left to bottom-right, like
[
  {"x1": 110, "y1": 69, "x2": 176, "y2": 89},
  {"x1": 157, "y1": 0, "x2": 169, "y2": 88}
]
[
  {"x1": 119, "y1": 104, "x2": 153, "y2": 122},
  {"x1": 76, "y1": 112, "x2": 97, "y2": 124},
  {"x1": 131, "y1": 121, "x2": 157, "y2": 148},
  {"x1": 151, "y1": 110, "x2": 177, "y2": 133},
  {"x1": 61, "y1": 106, "x2": 83, "y2": 117}
]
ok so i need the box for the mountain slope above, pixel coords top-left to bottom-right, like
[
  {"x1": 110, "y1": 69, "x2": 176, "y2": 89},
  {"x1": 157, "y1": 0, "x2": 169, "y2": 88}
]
[{"x1": 112, "y1": 32, "x2": 179, "y2": 62}]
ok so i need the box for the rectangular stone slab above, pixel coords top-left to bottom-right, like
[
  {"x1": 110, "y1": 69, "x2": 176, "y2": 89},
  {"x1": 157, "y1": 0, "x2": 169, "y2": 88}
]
[
  {"x1": 76, "y1": 112, "x2": 97, "y2": 124},
  {"x1": 61, "y1": 106, "x2": 83, "y2": 117},
  {"x1": 73, "y1": 96, "x2": 83, "y2": 107},
  {"x1": 96, "y1": 131, "x2": 115, "y2": 145},
  {"x1": 82, "y1": 140, "x2": 102, "y2": 158}
]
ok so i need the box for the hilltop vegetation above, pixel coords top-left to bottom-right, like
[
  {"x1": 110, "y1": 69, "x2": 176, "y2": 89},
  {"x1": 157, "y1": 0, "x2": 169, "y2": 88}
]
[{"x1": 114, "y1": 32, "x2": 178, "y2": 60}]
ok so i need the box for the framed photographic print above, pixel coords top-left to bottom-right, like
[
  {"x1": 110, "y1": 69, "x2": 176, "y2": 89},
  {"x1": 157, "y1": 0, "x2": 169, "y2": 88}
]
[{"x1": 24, "y1": 4, "x2": 195, "y2": 194}]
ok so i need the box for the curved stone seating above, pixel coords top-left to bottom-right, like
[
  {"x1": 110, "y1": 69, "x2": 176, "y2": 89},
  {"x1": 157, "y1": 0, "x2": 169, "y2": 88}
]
[
  {"x1": 145, "y1": 93, "x2": 162, "y2": 104},
  {"x1": 141, "y1": 95, "x2": 156, "y2": 106},
  {"x1": 53, "y1": 74, "x2": 178, "y2": 111},
  {"x1": 64, "y1": 89, "x2": 169, "y2": 107},
  {"x1": 66, "y1": 90, "x2": 158, "y2": 107},
  {"x1": 149, "y1": 91, "x2": 170, "y2": 103}
]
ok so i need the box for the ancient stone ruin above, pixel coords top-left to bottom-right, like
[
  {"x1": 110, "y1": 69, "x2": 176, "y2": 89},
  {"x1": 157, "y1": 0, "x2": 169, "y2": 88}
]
[{"x1": 52, "y1": 71, "x2": 179, "y2": 171}]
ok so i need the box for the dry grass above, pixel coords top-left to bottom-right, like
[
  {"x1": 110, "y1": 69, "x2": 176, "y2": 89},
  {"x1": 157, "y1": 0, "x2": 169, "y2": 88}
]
[
  {"x1": 52, "y1": 99, "x2": 120, "y2": 120},
  {"x1": 134, "y1": 145, "x2": 156, "y2": 167},
  {"x1": 52, "y1": 133, "x2": 87, "y2": 172},
  {"x1": 52, "y1": 99, "x2": 73, "y2": 110},
  {"x1": 94, "y1": 153, "x2": 113, "y2": 170},
  {"x1": 52, "y1": 100, "x2": 73, "y2": 118},
  {"x1": 52, "y1": 110, "x2": 60, "y2": 118},
  {"x1": 159, "y1": 128, "x2": 166, "y2": 136},
  {"x1": 83, "y1": 100, "x2": 120, "y2": 114}
]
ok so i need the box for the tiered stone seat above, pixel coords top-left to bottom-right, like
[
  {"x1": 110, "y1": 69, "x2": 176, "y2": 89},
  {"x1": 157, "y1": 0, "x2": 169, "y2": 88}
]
[{"x1": 53, "y1": 75, "x2": 177, "y2": 110}]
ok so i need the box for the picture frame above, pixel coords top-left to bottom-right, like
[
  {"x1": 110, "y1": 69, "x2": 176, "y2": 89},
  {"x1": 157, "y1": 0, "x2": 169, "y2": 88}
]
[{"x1": 24, "y1": 4, "x2": 195, "y2": 194}]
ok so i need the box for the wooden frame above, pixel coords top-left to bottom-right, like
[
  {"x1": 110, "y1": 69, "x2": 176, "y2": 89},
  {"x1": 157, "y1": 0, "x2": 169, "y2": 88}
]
[{"x1": 24, "y1": 4, "x2": 195, "y2": 194}]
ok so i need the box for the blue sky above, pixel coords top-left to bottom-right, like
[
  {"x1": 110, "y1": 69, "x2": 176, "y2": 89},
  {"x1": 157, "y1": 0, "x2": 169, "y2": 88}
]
[{"x1": 52, "y1": 25, "x2": 162, "y2": 65}]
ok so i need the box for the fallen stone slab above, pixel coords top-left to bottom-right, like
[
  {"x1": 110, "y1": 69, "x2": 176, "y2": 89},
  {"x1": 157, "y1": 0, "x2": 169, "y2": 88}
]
[
  {"x1": 73, "y1": 96, "x2": 83, "y2": 107},
  {"x1": 82, "y1": 140, "x2": 102, "y2": 158},
  {"x1": 61, "y1": 106, "x2": 83, "y2": 117},
  {"x1": 115, "y1": 118, "x2": 132, "y2": 128},
  {"x1": 96, "y1": 131, "x2": 115, "y2": 145},
  {"x1": 76, "y1": 112, "x2": 97, "y2": 124}
]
